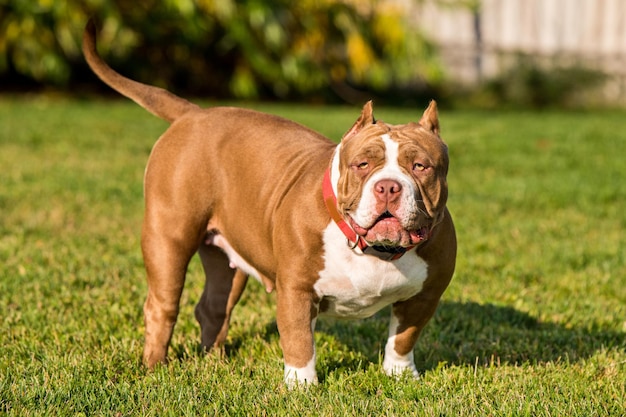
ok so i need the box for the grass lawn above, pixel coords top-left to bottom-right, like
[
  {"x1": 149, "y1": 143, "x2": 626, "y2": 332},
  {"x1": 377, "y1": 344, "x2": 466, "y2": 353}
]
[{"x1": 1, "y1": 95, "x2": 624, "y2": 416}]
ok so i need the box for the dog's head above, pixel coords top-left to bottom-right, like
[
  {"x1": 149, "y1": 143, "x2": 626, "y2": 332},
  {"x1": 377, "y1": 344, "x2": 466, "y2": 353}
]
[{"x1": 330, "y1": 100, "x2": 448, "y2": 249}]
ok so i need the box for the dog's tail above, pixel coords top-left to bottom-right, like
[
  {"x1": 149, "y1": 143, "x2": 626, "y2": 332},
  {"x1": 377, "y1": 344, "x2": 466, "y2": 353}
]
[{"x1": 82, "y1": 19, "x2": 199, "y2": 123}]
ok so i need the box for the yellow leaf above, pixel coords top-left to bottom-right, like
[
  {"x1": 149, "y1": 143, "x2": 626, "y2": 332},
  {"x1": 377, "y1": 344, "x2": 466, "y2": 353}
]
[{"x1": 347, "y1": 33, "x2": 375, "y2": 81}]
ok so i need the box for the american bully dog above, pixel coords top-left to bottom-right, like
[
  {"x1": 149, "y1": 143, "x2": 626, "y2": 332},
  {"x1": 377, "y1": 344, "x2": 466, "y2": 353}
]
[{"x1": 82, "y1": 20, "x2": 456, "y2": 386}]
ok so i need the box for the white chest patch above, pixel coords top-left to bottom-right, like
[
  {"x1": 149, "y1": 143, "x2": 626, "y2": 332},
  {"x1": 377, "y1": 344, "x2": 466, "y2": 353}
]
[{"x1": 314, "y1": 222, "x2": 429, "y2": 319}]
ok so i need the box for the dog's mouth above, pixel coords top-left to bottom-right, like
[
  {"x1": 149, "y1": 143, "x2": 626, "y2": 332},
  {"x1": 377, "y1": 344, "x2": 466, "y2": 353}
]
[{"x1": 349, "y1": 211, "x2": 430, "y2": 248}]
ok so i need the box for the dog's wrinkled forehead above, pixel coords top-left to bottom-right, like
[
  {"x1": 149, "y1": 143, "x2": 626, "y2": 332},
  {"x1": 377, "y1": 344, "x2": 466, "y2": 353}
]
[
  {"x1": 338, "y1": 120, "x2": 448, "y2": 172},
  {"x1": 339, "y1": 123, "x2": 388, "y2": 165},
  {"x1": 388, "y1": 121, "x2": 449, "y2": 167}
]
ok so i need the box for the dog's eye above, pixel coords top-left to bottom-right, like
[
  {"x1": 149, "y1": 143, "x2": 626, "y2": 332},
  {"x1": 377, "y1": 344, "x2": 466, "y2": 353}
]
[
  {"x1": 413, "y1": 162, "x2": 426, "y2": 172},
  {"x1": 351, "y1": 160, "x2": 370, "y2": 177}
]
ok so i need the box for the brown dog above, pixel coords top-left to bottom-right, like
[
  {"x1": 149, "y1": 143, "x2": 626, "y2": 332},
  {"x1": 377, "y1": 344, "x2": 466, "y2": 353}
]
[{"x1": 82, "y1": 20, "x2": 456, "y2": 386}]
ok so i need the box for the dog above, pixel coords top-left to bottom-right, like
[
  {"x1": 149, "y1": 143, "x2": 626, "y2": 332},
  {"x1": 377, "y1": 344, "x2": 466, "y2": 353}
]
[{"x1": 82, "y1": 20, "x2": 456, "y2": 386}]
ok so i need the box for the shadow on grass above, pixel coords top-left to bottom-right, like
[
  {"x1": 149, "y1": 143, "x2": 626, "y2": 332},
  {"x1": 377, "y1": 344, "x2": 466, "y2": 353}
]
[
  {"x1": 419, "y1": 301, "x2": 623, "y2": 370},
  {"x1": 304, "y1": 301, "x2": 624, "y2": 377},
  {"x1": 180, "y1": 300, "x2": 624, "y2": 380}
]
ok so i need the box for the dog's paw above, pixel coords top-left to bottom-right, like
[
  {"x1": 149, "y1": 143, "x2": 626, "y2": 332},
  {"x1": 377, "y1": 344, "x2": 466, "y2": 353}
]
[
  {"x1": 383, "y1": 361, "x2": 420, "y2": 379},
  {"x1": 382, "y1": 345, "x2": 420, "y2": 379},
  {"x1": 284, "y1": 360, "x2": 318, "y2": 388}
]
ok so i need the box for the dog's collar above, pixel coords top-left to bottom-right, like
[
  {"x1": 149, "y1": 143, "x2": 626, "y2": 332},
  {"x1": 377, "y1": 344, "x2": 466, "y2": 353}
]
[{"x1": 322, "y1": 168, "x2": 414, "y2": 261}]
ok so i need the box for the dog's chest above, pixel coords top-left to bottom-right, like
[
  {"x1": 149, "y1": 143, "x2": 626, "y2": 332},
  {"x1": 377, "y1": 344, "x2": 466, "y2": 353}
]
[{"x1": 314, "y1": 223, "x2": 429, "y2": 319}]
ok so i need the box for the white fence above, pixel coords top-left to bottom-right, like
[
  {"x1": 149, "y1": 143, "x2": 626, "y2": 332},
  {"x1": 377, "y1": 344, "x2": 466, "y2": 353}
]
[{"x1": 411, "y1": 0, "x2": 626, "y2": 102}]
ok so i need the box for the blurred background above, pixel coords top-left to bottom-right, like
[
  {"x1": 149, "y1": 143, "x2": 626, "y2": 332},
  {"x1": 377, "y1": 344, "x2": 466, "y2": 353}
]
[{"x1": 1, "y1": 0, "x2": 625, "y2": 108}]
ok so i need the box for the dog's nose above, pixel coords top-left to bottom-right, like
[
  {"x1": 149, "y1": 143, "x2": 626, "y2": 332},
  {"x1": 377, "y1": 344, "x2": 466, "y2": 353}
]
[{"x1": 375, "y1": 179, "x2": 402, "y2": 202}]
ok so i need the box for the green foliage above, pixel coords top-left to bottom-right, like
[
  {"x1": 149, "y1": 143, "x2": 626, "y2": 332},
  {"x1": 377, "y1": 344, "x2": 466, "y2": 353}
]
[
  {"x1": 1, "y1": 97, "x2": 625, "y2": 415},
  {"x1": 0, "y1": 0, "x2": 442, "y2": 99},
  {"x1": 471, "y1": 55, "x2": 608, "y2": 109}
]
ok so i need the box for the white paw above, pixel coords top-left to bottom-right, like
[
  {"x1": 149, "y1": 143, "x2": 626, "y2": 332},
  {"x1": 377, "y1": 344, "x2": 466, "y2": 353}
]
[
  {"x1": 284, "y1": 359, "x2": 318, "y2": 388},
  {"x1": 383, "y1": 358, "x2": 420, "y2": 379},
  {"x1": 383, "y1": 341, "x2": 419, "y2": 379}
]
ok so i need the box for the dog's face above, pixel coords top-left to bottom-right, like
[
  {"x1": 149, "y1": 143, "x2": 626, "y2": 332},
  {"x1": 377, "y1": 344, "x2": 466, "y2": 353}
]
[{"x1": 332, "y1": 101, "x2": 448, "y2": 248}]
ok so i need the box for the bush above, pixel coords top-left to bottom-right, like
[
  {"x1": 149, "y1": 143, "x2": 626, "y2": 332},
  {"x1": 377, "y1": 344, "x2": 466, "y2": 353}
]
[
  {"x1": 0, "y1": 0, "x2": 444, "y2": 100},
  {"x1": 476, "y1": 55, "x2": 608, "y2": 108}
]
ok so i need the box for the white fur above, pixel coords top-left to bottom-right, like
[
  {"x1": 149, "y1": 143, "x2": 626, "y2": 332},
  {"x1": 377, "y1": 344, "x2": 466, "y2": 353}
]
[
  {"x1": 284, "y1": 356, "x2": 318, "y2": 387},
  {"x1": 330, "y1": 143, "x2": 342, "y2": 196},
  {"x1": 209, "y1": 234, "x2": 263, "y2": 285},
  {"x1": 382, "y1": 313, "x2": 419, "y2": 378},
  {"x1": 284, "y1": 318, "x2": 318, "y2": 387},
  {"x1": 351, "y1": 134, "x2": 419, "y2": 229},
  {"x1": 315, "y1": 222, "x2": 429, "y2": 319}
]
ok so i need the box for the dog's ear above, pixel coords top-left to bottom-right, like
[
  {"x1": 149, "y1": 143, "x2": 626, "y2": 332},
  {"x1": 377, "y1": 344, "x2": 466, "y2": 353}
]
[
  {"x1": 418, "y1": 100, "x2": 440, "y2": 135},
  {"x1": 341, "y1": 100, "x2": 375, "y2": 142}
]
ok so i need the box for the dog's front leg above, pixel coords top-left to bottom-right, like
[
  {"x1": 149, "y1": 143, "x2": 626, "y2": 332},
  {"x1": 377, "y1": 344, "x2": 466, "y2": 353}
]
[
  {"x1": 275, "y1": 284, "x2": 319, "y2": 387},
  {"x1": 382, "y1": 295, "x2": 441, "y2": 378}
]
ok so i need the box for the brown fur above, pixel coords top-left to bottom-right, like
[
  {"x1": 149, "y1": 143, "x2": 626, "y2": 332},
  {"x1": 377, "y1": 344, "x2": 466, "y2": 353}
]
[{"x1": 82, "y1": 20, "x2": 456, "y2": 381}]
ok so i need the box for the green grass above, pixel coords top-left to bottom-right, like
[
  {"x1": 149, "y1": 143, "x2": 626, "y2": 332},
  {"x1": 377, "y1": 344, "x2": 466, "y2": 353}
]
[{"x1": 1, "y1": 95, "x2": 625, "y2": 416}]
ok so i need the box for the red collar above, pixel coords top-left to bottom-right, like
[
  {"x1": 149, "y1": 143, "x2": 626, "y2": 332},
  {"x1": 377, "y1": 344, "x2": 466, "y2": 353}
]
[{"x1": 322, "y1": 168, "x2": 414, "y2": 261}]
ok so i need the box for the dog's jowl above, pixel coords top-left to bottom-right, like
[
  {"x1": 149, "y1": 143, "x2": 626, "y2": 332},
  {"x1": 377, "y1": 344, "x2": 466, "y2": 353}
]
[{"x1": 82, "y1": 20, "x2": 456, "y2": 386}]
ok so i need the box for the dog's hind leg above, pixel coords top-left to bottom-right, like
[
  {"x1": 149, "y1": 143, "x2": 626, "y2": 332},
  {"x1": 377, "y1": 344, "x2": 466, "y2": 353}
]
[
  {"x1": 140, "y1": 207, "x2": 208, "y2": 369},
  {"x1": 195, "y1": 245, "x2": 248, "y2": 351}
]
